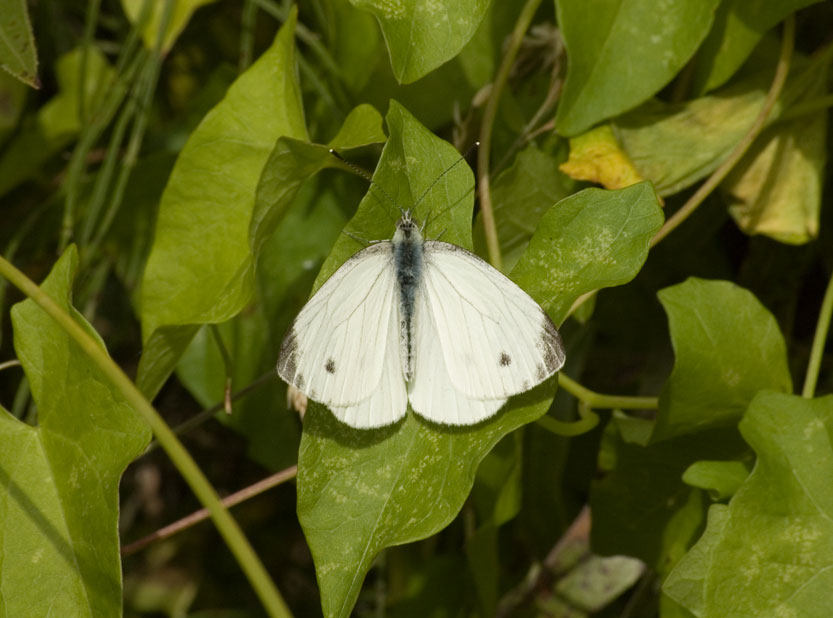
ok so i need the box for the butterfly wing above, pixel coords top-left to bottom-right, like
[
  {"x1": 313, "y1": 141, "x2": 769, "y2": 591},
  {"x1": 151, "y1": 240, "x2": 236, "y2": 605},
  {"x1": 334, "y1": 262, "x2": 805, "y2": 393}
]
[
  {"x1": 409, "y1": 285, "x2": 506, "y2": 425},
  {"x1": 417, "y1": 241, "x2": 564, "y2": 403},
  {"x1": 277, "y1": 243, "x2": 404, "y2": 416}
]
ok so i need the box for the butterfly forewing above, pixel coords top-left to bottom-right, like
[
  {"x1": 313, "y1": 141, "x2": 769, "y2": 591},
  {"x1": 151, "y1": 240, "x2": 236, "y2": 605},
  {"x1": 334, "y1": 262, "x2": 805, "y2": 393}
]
[
  {"x1": 277, "y1": 243, "x2": 398, "y2": 407},
  {"x1": 418, "y1": 242, "x2": 565, "y2": 400}
]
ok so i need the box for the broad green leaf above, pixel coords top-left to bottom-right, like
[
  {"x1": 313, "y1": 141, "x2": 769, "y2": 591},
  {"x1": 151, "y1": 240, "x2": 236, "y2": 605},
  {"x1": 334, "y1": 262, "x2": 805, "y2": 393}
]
[
  {"x1": 692, "y1": 0, "x2": 823, "y2": 94},
  {"x1": 654, "y1": 278, "x2": 792, "y2": 442},
  {"x1": 2, "y1": 246, "x2": 150, "y2": 617},
  {"x1": 177, "y1": 178, "x2": 350, "y2": 471},
  {"x1": 328, "y1": 0, "x2": 383, "y2": 93},
  {"x1": 0, "y1": 47, "x2": 114, "y2": 197},
  {"x1": 297, "y1": 103, "x2": 664, "y2": 618},
  {"x1": 250, "y1": 103, "x2": 385, "y2": 256},
  {"x1": 511, "y1": 182, "x2": 664, "y2": 323},
  {"x1": 351, "y1": 0, "x2": 489, "y2": 84},
  {"x1": 591, "y1": 414, "x2": 747, "y2": 569},
  {"x1": 121, "y1": 0, "x2": 217, "y2": 52},
  {"x1": 554, "y1": 0, "x2": 720, "y2": 136},
  {"x1": 0, "y1": 0, "x2": 38, "y2": 88},
  {"x1": 138, "y1": 11, "x2": 306, "y2": 398},
  {"x1": 665, "y1": 392, "x2": 833, "y2": 618},
  {"x1": 722, "y1": 100, "x2": 826, "y2": 245}
]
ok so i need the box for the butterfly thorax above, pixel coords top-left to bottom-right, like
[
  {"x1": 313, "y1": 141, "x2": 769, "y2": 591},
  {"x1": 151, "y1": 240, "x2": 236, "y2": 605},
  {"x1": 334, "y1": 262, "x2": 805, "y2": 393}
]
[{"x1": 392, "y1": 214, "x2": 424, "y2": 382}]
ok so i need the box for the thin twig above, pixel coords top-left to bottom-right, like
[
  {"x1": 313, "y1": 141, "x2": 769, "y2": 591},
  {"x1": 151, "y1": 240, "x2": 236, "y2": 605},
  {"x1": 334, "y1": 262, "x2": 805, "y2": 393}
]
[
  {"x1": 651, "y1": 16, "x2": 795, "y2": 247},
  {"x1": 477, "y1": 0, "x2": 543, "y2": 270},
  {"x1": 121, "y1": 465, "x2": 298, "y2": 556},
  {"x1": 802, "y1": 268, "x2": 833, "y2": 398}
]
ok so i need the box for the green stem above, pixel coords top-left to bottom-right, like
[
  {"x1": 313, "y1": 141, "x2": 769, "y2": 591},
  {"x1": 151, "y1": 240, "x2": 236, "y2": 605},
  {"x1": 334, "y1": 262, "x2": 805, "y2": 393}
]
[
  {"x1": 558, "y1": 373, "x2": 658, "y2": 410},
  {"x1": 0, "y1": 256, "x2": 293, "y2": 618},
  {"x1": 802, "y1": 268, "x2": 833, "y2": 398},
  {"x1": 477, "y1": 0, "x2": 543, "y2": 270},
  {"x1": 536, "y1": 401, "x2": 599, "y2": 437},
  {"x1": 651, "y1": 15, "x2": 795, "y2": 247}
]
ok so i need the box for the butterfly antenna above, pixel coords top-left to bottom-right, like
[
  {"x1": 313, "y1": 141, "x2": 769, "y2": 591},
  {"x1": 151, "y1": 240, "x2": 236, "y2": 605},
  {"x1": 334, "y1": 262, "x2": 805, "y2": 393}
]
[
  {"x1": 329, "y1": 149, "x2": 403, "y2": 221},
  {"x1": 413, "y1": 141, "x2": 480, "y2": 210}
]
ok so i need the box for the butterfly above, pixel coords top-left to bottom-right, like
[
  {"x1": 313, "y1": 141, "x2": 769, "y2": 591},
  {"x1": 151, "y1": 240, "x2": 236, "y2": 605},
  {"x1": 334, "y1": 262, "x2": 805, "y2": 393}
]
[{"x1": 277, "y1": 206, "x2": 566, "y2": 429}]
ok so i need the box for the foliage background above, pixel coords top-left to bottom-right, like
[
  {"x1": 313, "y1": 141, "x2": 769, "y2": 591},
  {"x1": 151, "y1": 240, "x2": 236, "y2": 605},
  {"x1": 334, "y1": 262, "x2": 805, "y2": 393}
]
[{"x1": 0, "y1": 0, "x2": 832, "y2": 617}]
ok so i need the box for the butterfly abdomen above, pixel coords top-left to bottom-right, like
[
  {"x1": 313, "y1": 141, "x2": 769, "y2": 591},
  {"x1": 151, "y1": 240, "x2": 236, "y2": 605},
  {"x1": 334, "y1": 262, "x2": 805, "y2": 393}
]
[{"x1": 393, "y1": 216, "x2": 424, "y2": 382}]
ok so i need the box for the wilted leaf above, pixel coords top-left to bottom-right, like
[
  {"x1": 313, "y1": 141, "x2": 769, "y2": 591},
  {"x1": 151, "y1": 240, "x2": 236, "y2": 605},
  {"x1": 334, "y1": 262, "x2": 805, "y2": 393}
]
[
  {"x1": 1, "y1": 247, "x2": 150, "y2": 616},
  {"x1": 559, "y1": 124, "x2": 645, "y2": 190},
  {"x1": 555, "y1": 0, "x2": 720, "y2": 135},
  {"x1": 722, "y1": 101, "x2": 826, "y2": 244}
]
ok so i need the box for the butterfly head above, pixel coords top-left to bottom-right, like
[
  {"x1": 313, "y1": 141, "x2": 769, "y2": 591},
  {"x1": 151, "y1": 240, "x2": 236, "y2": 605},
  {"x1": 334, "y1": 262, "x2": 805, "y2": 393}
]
[{"x1": 394, "y1": 210, "x2": 424, "y2": 244}]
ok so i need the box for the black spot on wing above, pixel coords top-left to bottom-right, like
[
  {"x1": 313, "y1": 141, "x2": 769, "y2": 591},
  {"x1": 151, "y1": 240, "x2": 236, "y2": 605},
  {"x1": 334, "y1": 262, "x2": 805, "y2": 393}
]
[
  {"x1": 499, "y1": 352, "x2": 512, "y2": 367},
  {"x1": 325, "y1": 358, "x2": 336, "y2": 374}
]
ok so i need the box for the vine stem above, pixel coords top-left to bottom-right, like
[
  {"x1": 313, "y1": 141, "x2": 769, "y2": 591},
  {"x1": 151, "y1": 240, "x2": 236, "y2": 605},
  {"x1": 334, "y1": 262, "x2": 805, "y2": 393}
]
[
  {"x1": 650, "y1": 15, "x2": 795, "y2": 247},
  {"x1": 802, "y1": 268, "x2": 833, "y2": 398},
  {"x1": 122, "y1": 465, "x2": 298, "y2": 556},
  {"x1": 558, "y1": 373, "x2": 658, "y2": 410},
  {"x1": 478, "y1": 0, "x2": 543, "y2": 270},
  {"x1": 0, "y1": 255, "x2": 293, "y2": 618}
]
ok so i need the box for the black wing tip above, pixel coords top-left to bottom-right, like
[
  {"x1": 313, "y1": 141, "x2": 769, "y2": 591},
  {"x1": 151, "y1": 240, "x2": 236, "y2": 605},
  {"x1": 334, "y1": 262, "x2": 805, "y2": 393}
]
[
  {"x1": 541, "y1": 312, "x2": 566, "y2": 374},
  {"x1": 277, "y1": 327, "x2": 298, "y2": 381}
]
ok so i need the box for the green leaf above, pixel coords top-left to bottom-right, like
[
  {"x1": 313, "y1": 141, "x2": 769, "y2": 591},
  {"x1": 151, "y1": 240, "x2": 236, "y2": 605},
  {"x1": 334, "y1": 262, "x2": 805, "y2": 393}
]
[
  {"x1": 297, "y1": 103, "x2": 665, "y2": 618},
  {"x1": 121, "y1": 0, "x2": 217, "y2": 52},
  {"x1": 692, "y1": 0, "x2": 823, "y2": 94},
  {"x1": 0, "y1": 0, "x2": 38, "y2": 88},
  {"x1": 0, "y1": 47, "x2": 114, "y2": 197},
  {"x1": 511, "y1": 182, "x2": 664, "y2": 324},
  {"x1": 654, "y1": 278, "x2": 792, "y2": 442},
  {"x1": 554, "y1": 0, "x2": 720, "y2": 136},
  {"x1": 682, "y1": 460, "x2": 750, "y2": 501},
  {"x1": 138, "y1": 10, "x2": 306, "y2": 398},
  {"x1": 665, "y1": 392, "x2": 833, "y2": 618},
  {"x1": 2, "y1": 246, "x2": 150, "y2": 617},
  {"x1": 351, "y1": 0, "x2": 489, "y2": 84}
]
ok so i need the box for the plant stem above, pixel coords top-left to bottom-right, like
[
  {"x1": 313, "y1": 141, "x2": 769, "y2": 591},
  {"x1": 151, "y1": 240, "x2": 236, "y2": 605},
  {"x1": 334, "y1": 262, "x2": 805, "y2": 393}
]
[
  {"x1": 478, "y1": 0, "x2": 543, "y2": 270},
  {"x1": 651, "y1": 15, "x2": 795, "y2": 247},
  {"x1": 558, "y1": 373, "x2": 658, "y2": 410},
  {"x1": 122, "y1": 465, "x2": 298, "y2": 556},
  {"x1": 0, "y1": 256, "x2": 293, "y2": 618},
  {"x1": 802, "y1": 268, "x2": 833, "y2": 398}
]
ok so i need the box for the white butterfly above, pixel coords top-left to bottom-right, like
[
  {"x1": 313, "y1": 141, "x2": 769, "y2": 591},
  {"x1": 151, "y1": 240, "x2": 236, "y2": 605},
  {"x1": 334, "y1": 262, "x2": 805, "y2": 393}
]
[{"x1": 277, "y1": 210, "x2": 565, "y2": 429}]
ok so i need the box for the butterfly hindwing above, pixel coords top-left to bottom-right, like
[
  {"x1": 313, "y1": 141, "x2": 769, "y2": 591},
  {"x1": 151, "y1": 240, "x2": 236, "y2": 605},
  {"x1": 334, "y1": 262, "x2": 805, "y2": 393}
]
[
  {"x1": 277, "y1": 243, "x2": 398, "y2": 408},
  {"x1": 418, "y1": 241, "x2": 565, "y2": 401}
]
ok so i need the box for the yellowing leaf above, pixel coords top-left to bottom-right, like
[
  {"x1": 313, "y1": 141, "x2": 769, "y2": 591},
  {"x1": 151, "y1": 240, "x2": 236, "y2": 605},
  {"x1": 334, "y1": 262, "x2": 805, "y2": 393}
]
[{"x1": 559, "y1": 125, "x2": 645, "y2": 190}]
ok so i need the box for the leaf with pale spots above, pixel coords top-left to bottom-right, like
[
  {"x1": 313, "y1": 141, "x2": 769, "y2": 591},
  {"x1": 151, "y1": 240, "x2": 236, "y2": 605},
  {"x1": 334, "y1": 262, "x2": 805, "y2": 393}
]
[
  {"x1": 297, "y1": 105, "x2": 665, "y2": 618},
  {"x1": 653, "y1": 278, "x2": 792, "y2": 442},
  {"x1": 665, "y1": 392, "x2": 833, "y2": 617},
  {"x1": 351, "y1": 0, "x2": 489, "y2": 83},
  {"x1": 511, "y1": 182, "x2": 664, "y2": 325},
  {"x1": 1, "y1": 246, "x2": 150, "y2": 617}
]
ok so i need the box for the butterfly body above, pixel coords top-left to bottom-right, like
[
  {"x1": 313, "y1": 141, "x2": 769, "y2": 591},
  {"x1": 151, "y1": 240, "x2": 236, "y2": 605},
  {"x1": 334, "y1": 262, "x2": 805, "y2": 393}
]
[{"x1": 277, "y1": 212, "x2": 565, "y2": 429}]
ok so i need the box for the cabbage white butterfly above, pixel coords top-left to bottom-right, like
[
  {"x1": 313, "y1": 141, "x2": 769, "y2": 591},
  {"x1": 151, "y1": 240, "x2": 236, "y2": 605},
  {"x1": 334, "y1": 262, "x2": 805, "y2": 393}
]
[{"x1": 277, "y1": 188, "x2": 566, "y2": 428}]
